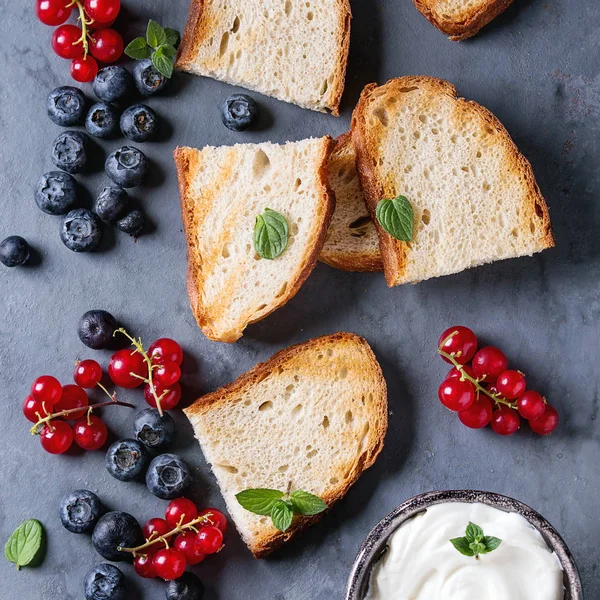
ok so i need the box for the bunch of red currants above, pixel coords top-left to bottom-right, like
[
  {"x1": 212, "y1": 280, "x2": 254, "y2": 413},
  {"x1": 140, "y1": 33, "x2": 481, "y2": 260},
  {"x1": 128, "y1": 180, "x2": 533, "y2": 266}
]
[
  {"x1": 35, "y1": 0, "x2": 124, "y2": 82},
  {"x1": 131, "y1": 499, "x2": 227, "y2": 581},
  {"x1": 437, "y1": 326, "x2": 559, "y2": 435}
]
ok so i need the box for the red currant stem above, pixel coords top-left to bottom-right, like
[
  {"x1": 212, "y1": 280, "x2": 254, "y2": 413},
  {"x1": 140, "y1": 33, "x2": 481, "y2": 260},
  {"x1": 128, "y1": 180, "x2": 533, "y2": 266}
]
[
  {"x1": 29, "y1": 398, "x2": 135, "y2": 435},
  {"x1": 96, "y1": 382, "x2": 116, "y2": 402},
  {"x1": 118, "y1": 513, "x2": 214, "y2": 557},
  {"x1": 438, "y1": 343, "x2": 516, "y2": 409},
  {"x1": 71, "y1": 0, "x2": 90, "y2": 58},
  {"x1": 86, "y1": 406, "x2": 93, "y2": 426},
  {"x1": 114, "y1": 327, "x2": 166, "y2": 417}
]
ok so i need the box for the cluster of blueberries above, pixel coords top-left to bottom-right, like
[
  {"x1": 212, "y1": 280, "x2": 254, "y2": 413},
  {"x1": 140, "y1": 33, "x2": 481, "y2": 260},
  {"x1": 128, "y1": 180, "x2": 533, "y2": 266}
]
[
  {"x1": 59, "y1": 405, "x2": 199, "y2": 600},
  {"x1": 37, "y1": 61, "x2": 168, "y2": 253}
]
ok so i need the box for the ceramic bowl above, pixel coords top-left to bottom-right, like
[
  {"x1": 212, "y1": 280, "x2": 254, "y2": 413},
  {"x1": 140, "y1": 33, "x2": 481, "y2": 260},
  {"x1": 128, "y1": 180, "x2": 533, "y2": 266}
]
[{"x1": 346, "y1": 490, "x2": 582, "y2": 600}]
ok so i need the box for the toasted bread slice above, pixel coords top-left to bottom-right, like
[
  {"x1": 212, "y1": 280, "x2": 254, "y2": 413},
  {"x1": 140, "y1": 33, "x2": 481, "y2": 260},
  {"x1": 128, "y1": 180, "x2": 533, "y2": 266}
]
[
  {"x1": 413, "y1": 0, "x2": 515, "y2": 40},
  {"x1": 174, "y1": 137, "x2": 334, "y2": 342},
  {"x1": 351, "y1": 76, "x2": 554, "y2": 287},
  {"x1": 319, "y1": 133, "x2": 383, "y2": 272},
  {"x1": 175, "y1": 0, "x2": 351, "y2": 115},
  {"x1": 184, "y1": 332, "x2": 388, "y2": 557}
]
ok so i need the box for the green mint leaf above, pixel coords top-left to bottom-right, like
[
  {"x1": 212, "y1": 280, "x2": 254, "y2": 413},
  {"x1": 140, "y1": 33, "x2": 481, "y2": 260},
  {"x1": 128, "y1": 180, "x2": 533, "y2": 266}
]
[
  {"x1": 271, "y1": 500, "x2": 294, "y2": 532},
  {"x1": 152, "y1": 47, "x2": 174, "y2": 79},
  {"x1": 254, "y1": 208, "x2": 289, "y2": 260},
  {"x1": 450, "y1": 537, "x2": 474, "y2": 557},
  {"x1": 164, "y1": 28, "x2": 181, "y2": 47},
  {"x1": 375, "y1": 195, "x2": 414, "y2": 242},
  {"x1": 469, "y1": 540, "x2": 486, "y2": 556},
  {"x1": 124, "y1": 37, "x2": 151, "y2": 60},
  {"x1": 235, "y1": 489, "x2": 285, "y2": 516},
  {"x1": 289, "y1": 490, "x2": 328, "y2": 516},
  {"x1": 482, "y1": 536, "x2": 502, "y2": 553},
  {"x1": 159, "y1": 44, "x2": 178, "y2": 59},
  {"x1": 4, "y1": 519, "x2": 43, "y2": 570},
  {"x1": 146, "y1": 20, "x2": 167, "y2": 48},
  {"x1": 465, "y1": 522, "x2": 484, "y2": 543}
]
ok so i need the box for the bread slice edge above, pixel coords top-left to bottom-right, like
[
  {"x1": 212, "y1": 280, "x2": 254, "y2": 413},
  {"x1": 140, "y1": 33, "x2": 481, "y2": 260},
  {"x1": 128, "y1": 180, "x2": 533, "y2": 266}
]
[{"x1": 184, "y1": 331, "x2": 388, "y2": 557}]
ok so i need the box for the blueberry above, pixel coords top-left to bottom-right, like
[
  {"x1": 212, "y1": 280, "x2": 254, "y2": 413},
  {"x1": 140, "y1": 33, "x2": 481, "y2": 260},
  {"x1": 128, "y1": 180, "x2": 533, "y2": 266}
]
[
  {"x1": 105, "y1": 439, "x2": 149, "y2": 482},
  {"x1": 52, "y1": 131, "x2": 90, "y2": 174},
  {"x1": 78, "y1": 309, "x2": 118, "y2": 349},
  {"x1": 35, "y1": 171, "x2": 78, "y2": 215},
  {"x1": 84, "y1": 564, "x2": 126, "y2": 600},
  {"x1": 133, "y1": 59, "x2": 169, "y2": 97},
  {"x1": 95, "y1": 187, "x2": 130, "y2": 224},
  {"x1": 105, "y1": 146, "x2": 148, "y2": 188},
  {"x1": 221, "y1": 94, "x2": 259, "y2": 131},
  {"x1": 86, "y1": 103, "x2": 119, "y2": 139},
  {"x1": 60, "y1": 208, "x2": 102, "y2": 252},
  {"x1": 133, "y1": 408, "x2": 175, "y2": 450},
  {"x1": 93, "y1": 66, "x2": 133, "y2": 104},
  {"x1": 47, "y1": 86, "x2": 87, "y2": 126},
  {"x1": 166, "y1": 572, "x2": 205, "y2": 600},
  {"x1": 92, "y1": 511, "x2": 143, "y2": 562},
  {"x1": 0, "y1": 236, "x2": 30, "y2": 267},
  {"x1": 117, "y1": 209, "x2": 145, "y2": 236},
  {"x1": 59, "y1": 489, "x2": 105, "y2": 534},
  {"x1": 146, "y1": 453, "x2": 192, "y2": 499},
  {"x1": 120, "y1": 104, "x2": 158, "y2": 142}
]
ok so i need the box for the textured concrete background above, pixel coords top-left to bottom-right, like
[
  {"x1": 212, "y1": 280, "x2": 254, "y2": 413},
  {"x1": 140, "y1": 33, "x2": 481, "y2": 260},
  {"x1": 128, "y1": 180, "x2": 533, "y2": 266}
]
[{"x1": 0, "y1": 0, "x2": 598, "y2": 598}]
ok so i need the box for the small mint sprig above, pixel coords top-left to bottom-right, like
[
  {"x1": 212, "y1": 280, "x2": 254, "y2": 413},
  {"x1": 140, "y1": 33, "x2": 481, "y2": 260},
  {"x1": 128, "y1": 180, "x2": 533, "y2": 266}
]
[
  {"x1": 125, "y1": 20, "x2": 180, "y2": 79},
  {"x1": 450, "y1": 522, "x2": 502, "y2": 559},
  {"x1": 235, "y1": 487, "x2": 327, "y2": 532}
]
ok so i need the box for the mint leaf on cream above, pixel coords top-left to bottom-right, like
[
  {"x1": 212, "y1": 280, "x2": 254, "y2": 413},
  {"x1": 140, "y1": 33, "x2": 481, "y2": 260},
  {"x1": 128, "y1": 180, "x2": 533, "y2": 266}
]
[{"x1": 450, "y1": 522, "x2": 502, "y2": 558}]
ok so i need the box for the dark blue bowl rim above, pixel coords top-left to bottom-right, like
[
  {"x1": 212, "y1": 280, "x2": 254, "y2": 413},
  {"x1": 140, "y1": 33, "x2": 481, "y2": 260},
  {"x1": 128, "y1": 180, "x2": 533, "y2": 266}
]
[{"x1": 345, "y1": 489, "x2": 582, "y2": 600}]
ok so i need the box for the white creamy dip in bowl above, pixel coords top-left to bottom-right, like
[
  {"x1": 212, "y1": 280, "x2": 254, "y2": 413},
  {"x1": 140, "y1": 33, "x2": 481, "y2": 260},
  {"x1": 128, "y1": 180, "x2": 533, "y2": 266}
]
[{"x1": 346, "y1": 490, "x2": 582, "y2": 600}]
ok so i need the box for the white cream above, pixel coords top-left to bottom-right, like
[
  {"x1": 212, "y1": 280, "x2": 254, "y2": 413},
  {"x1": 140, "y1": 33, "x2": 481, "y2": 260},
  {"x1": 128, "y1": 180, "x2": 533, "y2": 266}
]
[{"x1": 366, "y1": 502, "x2": 564, "y2": 600}]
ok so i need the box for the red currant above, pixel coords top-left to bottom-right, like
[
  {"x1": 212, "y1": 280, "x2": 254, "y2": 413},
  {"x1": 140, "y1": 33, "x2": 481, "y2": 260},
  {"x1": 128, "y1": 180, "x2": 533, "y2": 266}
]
[
  {"x1": 53, "y1": 384, "x2": 89, "y2": 420},
  {"x1": 529, "y1": 405, "x2": 559, "y2": 435},
  {"x1": 40, "y1": 420, "x2": 73, "y2": 454},
  {"x1": 108, "y1": 349, "x2": 148, "y2": 388},
  {"x1": 496, "y1": 370, "x2": 526, "y2": 400},
  {"x1": 144, "y1": 383, "x2": 182, "y2": 410},
  {"x1": 84, "y1": 0, "x2": 120, "y2": 24},
  {"x1": 23, "y1": 396, "x2": 51, "y2": 423},
  {"x1": 31, "y1": 375, "x2": 62, "y2": 407},
  {"x1": 174, "y1": 532, "x2": 206, "y2": 565},
  {"x1": 134, "y1": 552, "x2": 157, "y2": 578},
  {"x1": 153, "y1": 548, "x2": 187, "y2": 580},
  {"x1": 165, "y1": 498, "x2": 198, "y2": 528},
  {"x1": 74, "y1": 360, "x2": 103, "y2": 388},
  {"x1": 458, "y1": 395, "x2": 493, "y2": 429},
  {"x1": 471, "y1": 346, "x2": 508, "y2": 383},
  {"x1": 198, "y1": 508, "x2": 228, "y2": 533},
  {"x1": 517, "y1": 390, "x2": 547, "y2": 420},
  {"x1": 438, "y1": 378, "x2": 475, "y2": 412},
  {"x1": 491, "y1": 407, "x2": 521, "y2": 435},
  {"x1": 154, "y1": 361, "x2": 181, "y2": 387},
  {"x1": 36, "y1": 0, "x2": 72, "y2": 26},
  {"x1": 143, "y1": 518, "x2": 171, "y2": 540},
  {"x1": 73, "y1": 415, "x2": 108, "y2": 450},
  {"x1": 446, "y1": 365, "x2": 474, "y2": 380},
  {"x1": 71, "y1": 56, "x2": 99, "y2": 82},
  {"x1": 51, "y1": 25, "x2": 85, "y2": 59},
  {"x1": 195, "y1": 525, "x2": 223, "y2": 555},
  {"x1": 438, "y1": 326, "x2": 478, "y2": 365},
  {"x1": 149, "y1": 338, "x2": 184, "y2": 366},
  {"x1": 90, "y1": 28, "x2": 123, "y2": 63}
]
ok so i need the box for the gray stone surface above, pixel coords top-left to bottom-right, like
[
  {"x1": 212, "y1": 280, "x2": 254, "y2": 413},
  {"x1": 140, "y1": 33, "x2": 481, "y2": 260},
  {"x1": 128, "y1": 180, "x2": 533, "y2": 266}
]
[{"x1": 0, "y1": 1, "x2": 598, "y2": 598}]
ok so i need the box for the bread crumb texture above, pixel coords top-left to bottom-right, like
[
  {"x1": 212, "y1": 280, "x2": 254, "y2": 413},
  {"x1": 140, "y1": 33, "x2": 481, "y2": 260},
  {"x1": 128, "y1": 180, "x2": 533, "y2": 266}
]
[
  {"x1": 352, "y1": 76, "x2": 554, "y2": 287},
  {"x1": 184, "y1": 332, "x2": 387, "y2": 556},
  {"x1": 176, "y1": 0, "x2": 351, "y2": 114}
]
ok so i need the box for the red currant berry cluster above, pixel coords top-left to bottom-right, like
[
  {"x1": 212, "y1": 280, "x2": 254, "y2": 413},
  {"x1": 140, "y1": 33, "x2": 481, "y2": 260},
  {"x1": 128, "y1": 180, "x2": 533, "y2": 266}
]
[
  {"x1": 119, "y1": 499, "x2": 227, "y2": 581},
  {"x1": 110, "y1": 330, "x2": 184, "y2": 415},
  {"x1": 24, "y1": 368, "x2": 134, "y2": 455},
  {"x1": 35, "y1": 0, "x2": 123, "y2": 82},
  {"x1": 437, "y1": 326, "x2": 559, "y2": 435}
]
